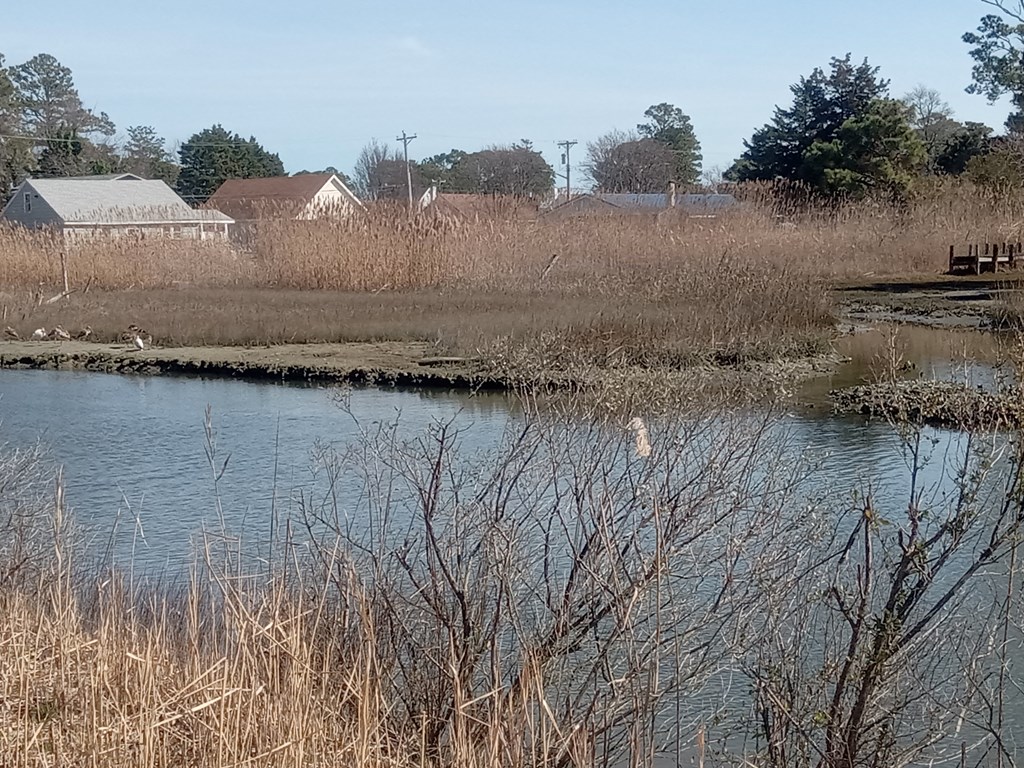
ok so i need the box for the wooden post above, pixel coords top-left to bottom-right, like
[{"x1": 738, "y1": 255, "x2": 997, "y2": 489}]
[
  {"x1": 994, "y1": 242, "x2": 1001, "y2": 273},
  {"x1": 976, "y1": 244, "x2": 982, "y2": 275},
  {"x1": 60, "y1": 251, "x2": 69, "y2": 296},
  {"x1": 949, "y1": 244, "x2": 955, "y2": 273}
]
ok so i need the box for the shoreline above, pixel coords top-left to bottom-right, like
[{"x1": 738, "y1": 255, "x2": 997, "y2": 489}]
[
  {"x1": 0, "y1": 340, "x2": 506, "y2": 390},
  {"x1": 0, "y1": 339, "x2": 847, "y2": 396}
]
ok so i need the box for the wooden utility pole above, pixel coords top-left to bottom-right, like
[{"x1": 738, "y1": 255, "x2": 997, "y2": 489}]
[
  {"x1": 557, "y1": 139, "x2": 577, "y2": 202},
  {"x1": 396, "y1": 130, "x2": 417, "y2": 214}
]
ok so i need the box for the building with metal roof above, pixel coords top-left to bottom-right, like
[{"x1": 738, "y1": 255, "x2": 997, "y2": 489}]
[
  {"x1": 545, "y1": 189, "x2": 738, "y2": 217},
  {"x1": 0, "y1": 178, "x2": 233, "y2": 240}
]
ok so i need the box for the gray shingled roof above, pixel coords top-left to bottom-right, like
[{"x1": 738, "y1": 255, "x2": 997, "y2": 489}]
[
  {"x1": 25, "y1": 179, "x2": 229, "y2": 224},
  {"x1": 66, "y1": 173, "x2": 145, "y2": 181}
]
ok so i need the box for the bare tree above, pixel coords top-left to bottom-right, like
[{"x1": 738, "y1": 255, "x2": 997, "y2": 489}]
[
  {"x1": 902, "y1": 85, "x2": 960, "y2": 163},
  {"x1": 353, "y1": 138, "x2": 395, "y2": 201},
  {"x1": 737, "y1": 347, "x2": 1024, "y2": 768},
  {"x1": 456, "y1": 142, "x2": 554, "y2": 196},
  {"x1": 584, "y1": 130, "x2": 674, "y2": 193},
  {"x1": 583, "y1": 130, "x2": 635, "y2": 187}
]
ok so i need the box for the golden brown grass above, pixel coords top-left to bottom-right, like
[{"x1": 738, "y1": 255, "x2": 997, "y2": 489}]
[{"x1": 2, "y1": 180, "x2": 1021, "y2": 365}]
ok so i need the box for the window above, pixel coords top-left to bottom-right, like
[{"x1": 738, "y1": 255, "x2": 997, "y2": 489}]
[{"x1": 23, "y1": 194, "x2": 31, "y2": 213}]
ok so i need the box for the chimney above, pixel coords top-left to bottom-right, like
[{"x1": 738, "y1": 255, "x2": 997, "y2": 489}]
[{"x1": 666, "y1": 181, "x2": 677, "y2": 208}]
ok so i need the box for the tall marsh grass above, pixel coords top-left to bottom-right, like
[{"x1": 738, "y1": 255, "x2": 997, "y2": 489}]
[{"x1": 2, "y1": 180, "x2": 1021, "y2": 361}]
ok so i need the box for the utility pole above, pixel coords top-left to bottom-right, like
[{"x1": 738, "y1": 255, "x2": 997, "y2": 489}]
[
  {"x1": 396, "y1": 130, "x2": 417, "y2": 214},
  {"x1": 557, "y1": 139, "x2": 577, "y2": 203}
]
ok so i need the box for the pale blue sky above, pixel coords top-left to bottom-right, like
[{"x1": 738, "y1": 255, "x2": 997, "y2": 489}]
[{"x1": 2, "y1": 0, "x2": 1014, "y2": 182}]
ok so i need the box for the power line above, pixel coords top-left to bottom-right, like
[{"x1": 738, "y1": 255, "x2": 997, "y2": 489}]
[
  {"x1": 556, "y1": 139, "x2": 577, "y2": 202},
  {"x1": 396, "y1": 130, "x2": 417, "y2": 213},
  {"x1": 0, "y1": 133, "x2": 283, "y2": 149}
]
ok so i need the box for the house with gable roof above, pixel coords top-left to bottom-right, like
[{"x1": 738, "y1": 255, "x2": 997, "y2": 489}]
[
  {"x1": 206, "y1": 173, "x2": 364, "y2": 222},
  {"x1": 1, "y1": 178, "x2": 233, "y2": 240}
]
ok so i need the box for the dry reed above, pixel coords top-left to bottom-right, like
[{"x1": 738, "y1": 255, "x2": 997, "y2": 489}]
[{"x1": 2, "y1": 181, "x2": 1021, "y2": 364}]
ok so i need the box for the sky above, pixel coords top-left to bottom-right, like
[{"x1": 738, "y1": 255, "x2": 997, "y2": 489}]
[{"x1": 1, "y1": 0, "x2": 1016, "y2": 185}]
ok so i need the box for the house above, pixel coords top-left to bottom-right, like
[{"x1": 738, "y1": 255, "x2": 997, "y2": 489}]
[
  {"x1": 66, "y1": 173, "x2": 145, "y2": 181},
  {"x1": 417, "y1": 186, "x2": 539, "y2": 221},
  {"x1": 545, "y1": 185, "x2": 738, "y2": 218},
  {"x1": 1, "y1": 178, "x2": 233, "y2": 240},
  {"x1": 206, "y1": 173, "x2": 364, "y2": 222}
]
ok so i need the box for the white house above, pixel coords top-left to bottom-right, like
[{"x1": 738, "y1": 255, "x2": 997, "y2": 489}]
[
  {"x1": 206, "y1": 173, "x2": 364, "y2": 221},
  {"x1": 1, "y1": 178, "x2": 233, "y2": 240}
]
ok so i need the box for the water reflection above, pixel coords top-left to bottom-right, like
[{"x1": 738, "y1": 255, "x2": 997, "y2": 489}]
[
  {"x1": 0, "y1": 371, "x2": 511, "y2": 571},
  {"x1": 801, "y1": 324, "x2": 1011, "y2": 405}
]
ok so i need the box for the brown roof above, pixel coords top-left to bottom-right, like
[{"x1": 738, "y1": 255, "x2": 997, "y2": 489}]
[
  {"x1": 206, "y1": 174, "x2": 346, "y2": 220},
  {"x1": 428, "y1": 193, "x2": 538, "y2": 221}
]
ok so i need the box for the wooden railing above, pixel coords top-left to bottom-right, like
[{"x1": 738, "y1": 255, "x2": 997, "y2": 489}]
[{"x1": 948, "y1": 243, "x2": 1023, "y2": 274}]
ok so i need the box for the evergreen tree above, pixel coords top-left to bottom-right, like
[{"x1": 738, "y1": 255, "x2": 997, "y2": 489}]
[
  {"x1": 964, "y1": 4, "x2": 1024, "y2": 130},
  {"x1": 36, "y1": 130, "x2": 84, "y2": 177},
  {"x1": 0, "y1": 54, "x2": 32, "y2": 195},
  {"x1": 800, "y1": 99, "x2": 926, "y2": 199},
  {"x1": 294, "y1": 167, "x2": 355, "y2": 189},
  {"x1": 176, "y1": 125, "x2": 284, "y2": 203},
  {"x1": 637, "y1": 103, "x2": 702, "y2": 184},
  {"x1": 727, "y1": 54, "x2": 888, "y2": 184},
  {"x1": 934, "y1": 121, "x2": 993, "y2": 175},
  {"x1": 10, "y1": 53, "x2": 114, "y2": 140},
  {"x1": 419, "y1": 149, "x2": 472, "y2": 191},
  {"x1": 121, "y1": 125, "x2": 179, "y2": 184}
]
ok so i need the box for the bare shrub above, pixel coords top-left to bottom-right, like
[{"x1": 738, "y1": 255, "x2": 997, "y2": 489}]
[
  {"x1": 4, "y1": 385, "x2": 1024, "y2": 766},
  {"x1": 0, "y1": 441, "x2": 60, "y2": 588}
]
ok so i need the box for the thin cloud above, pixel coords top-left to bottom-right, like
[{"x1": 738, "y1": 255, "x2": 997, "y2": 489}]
[{"x1": 388, "y1": 35, "x2": 436, "y2": 59}]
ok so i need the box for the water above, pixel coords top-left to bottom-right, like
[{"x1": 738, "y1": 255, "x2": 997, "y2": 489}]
[
  {"x1": 0, "y1": 362, "x2": 1019, "y2": 764},
  {"x1": 0, "y1": 371, "x2": 512, "y2": 570},
  {"x1": 0, "y1": 365, "x2": 995, "y2": 571}
]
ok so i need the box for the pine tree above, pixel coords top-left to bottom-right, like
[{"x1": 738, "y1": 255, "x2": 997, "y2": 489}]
[
  {"x1": 637, "y1": 103, "x2": 702, "y2": 185},
  {"x1": 176, "y1": 125, "x2": 284, "y2": 204},
  {"x1": 727, "y1": 55, "x2": 888, "y2": 183}
]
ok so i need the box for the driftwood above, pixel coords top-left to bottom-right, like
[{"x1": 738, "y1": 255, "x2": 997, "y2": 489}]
[
  {"x1": 44, "y1": 289, "x2": 78, "y2": 305},
  {"x1": 540, "y1": 253, "x2": 560, "y2": 280}
]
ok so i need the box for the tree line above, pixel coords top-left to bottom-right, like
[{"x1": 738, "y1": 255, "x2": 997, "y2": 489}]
[{"x1": 4, "y1": 1, "x2": 1024, "y2": 206}]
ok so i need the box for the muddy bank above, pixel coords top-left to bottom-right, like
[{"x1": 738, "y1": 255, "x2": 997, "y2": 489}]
[
  {"x1": 836, "y1": 275, "x2": 1021, "y2": 329},
  {"x1": 832, "y1": 380, "x2": 1021, "y2": 429},
  {"x1": 0, "y1": 340, "x2": 504, "y2": 389},
  {"x1": 0, "y1": 340, "x2": 846, "y2": 398}
]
